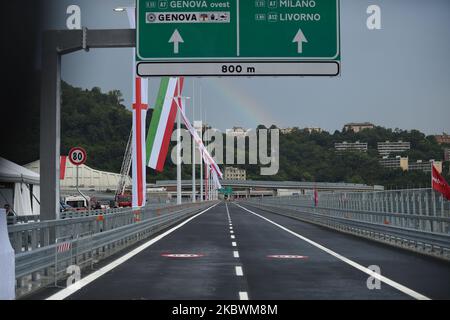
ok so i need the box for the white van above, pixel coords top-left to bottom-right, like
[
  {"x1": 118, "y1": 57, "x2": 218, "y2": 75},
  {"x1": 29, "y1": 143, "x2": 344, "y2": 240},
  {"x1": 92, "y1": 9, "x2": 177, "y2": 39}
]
[{"x1": 65, "y1": 195, "x2": 91, "y2": 209}]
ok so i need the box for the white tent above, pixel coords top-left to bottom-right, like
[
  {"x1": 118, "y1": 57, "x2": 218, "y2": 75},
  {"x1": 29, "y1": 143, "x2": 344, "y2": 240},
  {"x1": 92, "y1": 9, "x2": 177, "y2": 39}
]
[{"x1": 0, "y1": 157, "x2": 40, "y2": 216}]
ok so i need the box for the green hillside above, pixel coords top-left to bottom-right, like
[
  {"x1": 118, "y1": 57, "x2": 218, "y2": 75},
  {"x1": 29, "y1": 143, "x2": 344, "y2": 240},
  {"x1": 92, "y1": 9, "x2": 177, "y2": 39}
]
[{"x1": 4, "y1": 82, "x2": 449, "y2": 188}]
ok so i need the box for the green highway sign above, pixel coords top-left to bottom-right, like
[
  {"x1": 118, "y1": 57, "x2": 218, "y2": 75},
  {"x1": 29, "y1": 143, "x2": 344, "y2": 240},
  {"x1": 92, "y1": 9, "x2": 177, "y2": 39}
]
[{"x1": 137, "y1": 0, "x2": 340, "y2": 76}]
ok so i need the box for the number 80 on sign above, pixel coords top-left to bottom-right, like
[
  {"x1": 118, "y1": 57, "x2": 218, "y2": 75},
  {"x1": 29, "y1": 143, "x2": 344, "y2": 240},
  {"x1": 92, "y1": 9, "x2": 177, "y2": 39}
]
[{"x1": 68, "y1": 147, "x2": 87, "y2": 166}]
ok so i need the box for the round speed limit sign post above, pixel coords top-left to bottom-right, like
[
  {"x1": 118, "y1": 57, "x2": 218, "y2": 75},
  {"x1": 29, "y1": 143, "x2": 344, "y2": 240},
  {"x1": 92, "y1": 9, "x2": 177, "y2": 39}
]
[
  {"x1": 68, "y1": 147, "x2": 87, "y2": 166},
  {"x1": 68, "y1": 147, "x2": 90, "y2": 213}
]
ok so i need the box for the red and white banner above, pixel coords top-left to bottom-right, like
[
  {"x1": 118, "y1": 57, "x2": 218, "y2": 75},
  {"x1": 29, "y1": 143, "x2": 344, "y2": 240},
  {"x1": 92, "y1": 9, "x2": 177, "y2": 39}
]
[
  {"x1": 132, "y1": 77, "x2": 148, "y2": 208},
  {"x1": 128, "y1": 8, "x2": 147, "y2": 208},
  {"x1": 432, "y1": 164, "x2": 450, "y2": 200}
]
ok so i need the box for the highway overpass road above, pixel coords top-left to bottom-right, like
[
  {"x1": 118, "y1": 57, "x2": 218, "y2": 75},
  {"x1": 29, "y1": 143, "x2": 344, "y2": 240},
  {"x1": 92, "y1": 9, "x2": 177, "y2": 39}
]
[{"x1": 45, "y1": 202, "x2": 450, "y2": 300}]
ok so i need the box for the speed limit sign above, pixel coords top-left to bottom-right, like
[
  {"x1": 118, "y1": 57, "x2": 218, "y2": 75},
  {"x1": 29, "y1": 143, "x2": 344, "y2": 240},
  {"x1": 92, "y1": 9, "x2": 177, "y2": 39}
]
[{"x1": 68, "y1": 147, "x2": 87, "y2": 166}]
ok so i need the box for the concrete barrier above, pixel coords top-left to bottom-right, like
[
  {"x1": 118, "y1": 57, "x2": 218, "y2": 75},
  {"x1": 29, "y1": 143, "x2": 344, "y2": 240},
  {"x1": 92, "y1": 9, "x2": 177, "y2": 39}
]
[{"x1": 0, "y1": 208, "x2": 15, "y2": 300}]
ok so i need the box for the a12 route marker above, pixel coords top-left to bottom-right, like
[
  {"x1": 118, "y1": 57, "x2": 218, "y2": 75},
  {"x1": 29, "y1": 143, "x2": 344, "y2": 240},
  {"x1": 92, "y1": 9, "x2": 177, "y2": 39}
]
[
  {"x1": 137, "y1": 0, "x2": 340, "y2": 76},
  {"x1": 68, "y1": 147, "x2": 87, "y2": 166}
]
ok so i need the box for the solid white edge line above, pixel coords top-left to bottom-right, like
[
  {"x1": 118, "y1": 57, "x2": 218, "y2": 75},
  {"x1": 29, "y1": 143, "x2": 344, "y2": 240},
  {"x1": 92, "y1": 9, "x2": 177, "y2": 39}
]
[
  {"x1": 233, "y1": 251, "x2": 240, "y2": 258},
  {"x1": 235, "y1": 203, "x2": 430, "y2": 301},
  {"x1": 235, "y1": 266, "x2": 243, "y2": 276},
  {"x1": 46, "y1": 202, "x2": 220, "y2": 300},
  {"x1": 239, "y1": 291, "x2": 249, "y2": 300}
]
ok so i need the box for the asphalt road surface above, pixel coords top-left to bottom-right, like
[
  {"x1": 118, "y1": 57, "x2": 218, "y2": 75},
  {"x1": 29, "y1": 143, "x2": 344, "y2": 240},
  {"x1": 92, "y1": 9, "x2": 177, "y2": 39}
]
[{"x1": 45, "y1": 202, "x2": 450, "y2": 300}]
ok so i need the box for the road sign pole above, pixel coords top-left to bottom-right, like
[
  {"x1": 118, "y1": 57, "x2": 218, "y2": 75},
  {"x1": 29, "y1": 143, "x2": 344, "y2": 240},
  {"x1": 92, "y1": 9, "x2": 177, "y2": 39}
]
[
  {"x1": 40, "y1": 32, "x2": 61, "y2": 222},
  {"x1": 198, "y1": 123, "x2": 203, "y2": 202},
  {"x1": 192, "y1": 122, "x2": 196, "y2": 203},
  {"x1": 40, "y1": 29, "x2": 135, "y2": 221},
  {"x1": 191, "y1": 85, "x2": 196, "y2": 203},
  {"x1": 177, "y1": 105, "x2": 182, "y2": 205}
]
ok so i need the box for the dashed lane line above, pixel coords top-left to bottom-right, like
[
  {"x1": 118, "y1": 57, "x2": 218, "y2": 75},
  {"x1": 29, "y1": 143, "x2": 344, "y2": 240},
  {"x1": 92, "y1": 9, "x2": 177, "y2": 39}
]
[{"x1": 239, "y1": 291, "x2": 249, "y2": 300}]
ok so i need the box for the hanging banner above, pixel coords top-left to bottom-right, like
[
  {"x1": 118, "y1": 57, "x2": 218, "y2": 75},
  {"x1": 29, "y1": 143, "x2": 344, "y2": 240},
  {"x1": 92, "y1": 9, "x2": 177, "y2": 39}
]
[
  {"x1": 146, "y1": 77, "x2": 184, "y2": 172},
  {"x1": 129, "y1": 8, "x2": 148, "y2": 208},
  {"x1": 174, "y1": 96, "x2": 222, "y2": 191}
]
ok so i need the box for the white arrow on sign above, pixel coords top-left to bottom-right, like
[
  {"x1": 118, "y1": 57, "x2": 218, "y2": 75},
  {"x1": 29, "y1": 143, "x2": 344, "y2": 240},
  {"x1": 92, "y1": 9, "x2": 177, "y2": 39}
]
[
  {"x1": 292, "y1": 28, "x2": 308, "y2": 54},
  {"x1": 169, "y1": 29, "x2": 184, "y2": 54}
]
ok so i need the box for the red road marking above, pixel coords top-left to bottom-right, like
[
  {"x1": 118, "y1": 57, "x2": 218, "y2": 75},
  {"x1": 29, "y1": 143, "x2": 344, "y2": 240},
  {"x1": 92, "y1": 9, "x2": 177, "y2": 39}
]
[
  {"x1": 267, "y1": 255, "x2": 308, "y2": 259},
  {"x1": 161, "y1": 253, "x2": 205, "y2": 258}
]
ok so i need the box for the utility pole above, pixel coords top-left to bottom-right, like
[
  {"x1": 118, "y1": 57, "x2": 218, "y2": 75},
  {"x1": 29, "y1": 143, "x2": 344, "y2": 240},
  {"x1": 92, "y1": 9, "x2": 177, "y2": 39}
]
[
  {"x1": 176, "y1": 79, "x2": 182, "y2": 205},
  {"x1": 192, "y1": 81, "x2": 196, "y2": 203}
]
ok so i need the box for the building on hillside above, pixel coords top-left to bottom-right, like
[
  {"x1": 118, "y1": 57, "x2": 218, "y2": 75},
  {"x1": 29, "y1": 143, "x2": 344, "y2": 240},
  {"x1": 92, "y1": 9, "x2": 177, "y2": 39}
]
[
  {"x1": 25, "y1": 158, "x2": 131, "y2": 192},
  {"x1": 377, "y1": 141, "x2": 411, "y2": 156},
  {"x1": 379, "y1": 156, "x2": 409, "y2": 171},
  {"x1": 334, "y1": 141, "x2": 368, "y2": 153},
  {"x1": 343, "y1": 122, "x2": 375, "y2": 133},
  {"x1": 408, "y1": 160, "x2": 442, "y2": 173},
  {"x1": 224, "y1": 167, "x2": 246, "y2": 180},
  {"x1": 303, "y1": 127, "x2": 323, "y2": 134},
  {"x1": 280, "y1": 127, "x2": 294, "y2": 134},
  {"x1": 444, "y1": 148, "x2": 450, "y2": 162},
  {"x1": 435, "y1": 133, "x2": 450, "y2": 145},
  {"x1": 226, "y1": 127, "x2": 247, "y2": 137}
]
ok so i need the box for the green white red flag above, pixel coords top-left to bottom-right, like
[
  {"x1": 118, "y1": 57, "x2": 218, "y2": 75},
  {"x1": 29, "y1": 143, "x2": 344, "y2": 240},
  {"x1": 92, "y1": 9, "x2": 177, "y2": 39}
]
[{"x1": 146, "y1": 77, "x2": 184, "y2": 172}]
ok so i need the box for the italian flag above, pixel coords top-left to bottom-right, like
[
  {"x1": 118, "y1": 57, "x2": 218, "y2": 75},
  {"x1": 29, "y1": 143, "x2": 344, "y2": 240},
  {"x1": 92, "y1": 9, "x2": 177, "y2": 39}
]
[{"x1": 146, "y1": 77, "x2": 184, "y2": 172}]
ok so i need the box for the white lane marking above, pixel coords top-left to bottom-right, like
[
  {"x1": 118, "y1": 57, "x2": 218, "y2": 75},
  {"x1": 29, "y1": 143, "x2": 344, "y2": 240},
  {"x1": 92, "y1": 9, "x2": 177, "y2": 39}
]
[
  {"x1": 235, "y1": 266, "x2": 244, "y2": 276},
  {"x1": 229, "y1": 226, "x2": 233, "y2": 229},
  {"x1": 239, "y1": 291, "x2": 249, "y2": 300},
  {"x1": 231, "y1": 235, "x2": 235, "y2": 239},
  {"x1": 235, "y1": 204, "x2": 430, "y2": 301},
  {"x1": 225, "y1": 202, "x2": 231, "y2": 221},
  {"x1": 230, "y1": 230, "x2": 234, "y2": 234},
  {"x1": 46, "y1": 203, "x2": 220, "y2": 300},
  {"x1": 233, "y1": 251, "x2": 240, "y2": 258},
  {"x1": 232, "y1": 242, "x2": 237, "y2": 247}
]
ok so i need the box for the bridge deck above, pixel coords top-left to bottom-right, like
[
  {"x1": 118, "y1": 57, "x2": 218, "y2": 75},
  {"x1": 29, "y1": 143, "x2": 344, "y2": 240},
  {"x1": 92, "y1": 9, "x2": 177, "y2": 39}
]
[{"x1": 42, "y1": 202, "x2": 450, "y2": 300}]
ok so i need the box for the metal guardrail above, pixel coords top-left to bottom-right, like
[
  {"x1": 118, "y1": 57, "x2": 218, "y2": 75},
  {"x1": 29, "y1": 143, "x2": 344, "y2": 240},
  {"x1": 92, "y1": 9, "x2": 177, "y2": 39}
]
[
  {"x1": 242, "y1": 189, "x2": 450, "y2": 261},
  {"x1": 9, "y1": 201, "x2": 217, "y2": 299},
  {"x1": 6, "y1": 200, "x2": 187, "y2": 225}
]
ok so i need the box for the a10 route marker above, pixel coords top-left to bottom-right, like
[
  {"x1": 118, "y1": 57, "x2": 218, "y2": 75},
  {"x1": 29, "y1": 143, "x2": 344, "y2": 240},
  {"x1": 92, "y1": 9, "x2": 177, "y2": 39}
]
[
  {"x1": 137, "y1": 0, "x2": 340, "y2": 76},
  {"x1": 68, "y1": 147, "x2": 87, "y2": 166}
]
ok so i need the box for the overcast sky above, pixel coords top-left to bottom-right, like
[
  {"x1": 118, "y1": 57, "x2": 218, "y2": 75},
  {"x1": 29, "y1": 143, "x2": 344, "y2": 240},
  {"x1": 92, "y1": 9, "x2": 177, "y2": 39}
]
[{"x1": 41, "y1": 0, "x2": 450, "y2": 135}]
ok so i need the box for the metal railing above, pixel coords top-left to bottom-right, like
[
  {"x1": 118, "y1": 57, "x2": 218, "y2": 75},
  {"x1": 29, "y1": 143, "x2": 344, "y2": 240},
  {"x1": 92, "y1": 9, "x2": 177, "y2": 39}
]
[
  {"x1": 242, "y1": 188, "x2": 450, "y2": 261},
  {"x1": 7, "y1": 198, "x2": 187, "y2": 225},
  {"x1": 8, "y1": 201, "x2": 217, "y2": 299}
]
